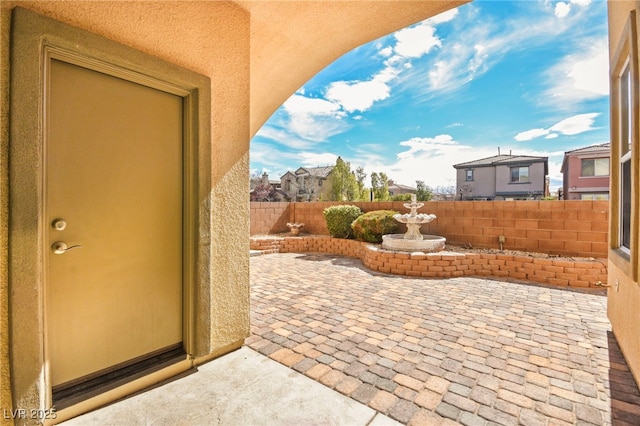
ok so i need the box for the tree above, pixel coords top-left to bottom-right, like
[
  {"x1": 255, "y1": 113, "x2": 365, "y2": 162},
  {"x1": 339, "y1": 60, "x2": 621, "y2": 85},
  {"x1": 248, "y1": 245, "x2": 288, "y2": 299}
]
[
  {"x1": 415, "y1": 180, "x2": 433, "y2": 202},
  {"x1": 355, "y1": 167, "x2": 368, "y2": 201},
  {"x1": 250, "y1": 183, "x2": 275, "y2": 201},
  {"x1": 371, "y1": 172, "x2": 390, "y2": 201},
  {"x1": 391, "y1": 193, "x2": 412, "y2": 201},
  {"x1": 371, "y1": 172, "x2": 380, "y2": 200},
  {"x1": 329, "y1": 156, "x2": 359, "y2": 201}
]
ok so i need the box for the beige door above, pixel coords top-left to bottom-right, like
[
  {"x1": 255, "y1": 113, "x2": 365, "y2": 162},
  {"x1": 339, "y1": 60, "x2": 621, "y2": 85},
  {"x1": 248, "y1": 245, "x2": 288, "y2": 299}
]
[{"x1": 46, "y1": 58, "x2": 184, "y2": 387}]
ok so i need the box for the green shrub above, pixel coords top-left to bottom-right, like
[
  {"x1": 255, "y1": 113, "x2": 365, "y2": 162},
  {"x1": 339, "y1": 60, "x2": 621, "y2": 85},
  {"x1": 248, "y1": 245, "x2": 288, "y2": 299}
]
[
  {"x1": 351, "y1": 210, "x2": 399, "y2": 243},
  {"x1": 391, "y1": 193, "x2": 412, "y2": 201},
  {"x1": 323, "y1": 205, "x2": 363, "y2": 239}
]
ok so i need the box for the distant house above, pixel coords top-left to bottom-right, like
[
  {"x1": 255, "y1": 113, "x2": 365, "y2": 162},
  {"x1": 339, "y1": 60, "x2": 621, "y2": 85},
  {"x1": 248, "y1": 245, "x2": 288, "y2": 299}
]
[
  {"x1": 388, "y1": 180, "x2": 416, "y2": 197},
  {"x1": 250, "y1": 172, "x2": 281, "y2": 192},
  {"x1": 280, "y1": 166, "x2": 333, "y2": 201},
  {"x1": 250, "y1": 172, "x2": 288, "y2": 201},
  {"x1": 453, "y1": 154, "x2": 549, "y2": 200},
  {"x1": 560, "y1": 143, "x2": 610, "y2": 200}
]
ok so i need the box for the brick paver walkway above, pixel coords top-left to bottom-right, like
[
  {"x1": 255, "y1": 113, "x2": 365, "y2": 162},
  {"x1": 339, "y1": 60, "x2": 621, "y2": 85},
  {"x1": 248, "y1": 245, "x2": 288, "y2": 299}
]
[{"x1": 247, "y1": 253, "x2": 640, "y2": 425}]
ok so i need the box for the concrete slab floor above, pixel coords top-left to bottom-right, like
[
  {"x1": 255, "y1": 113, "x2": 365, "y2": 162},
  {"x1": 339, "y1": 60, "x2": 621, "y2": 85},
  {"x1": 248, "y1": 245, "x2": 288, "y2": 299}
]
[{"x1": 60, "y1": 346, "x2": 401, "y2": 425}]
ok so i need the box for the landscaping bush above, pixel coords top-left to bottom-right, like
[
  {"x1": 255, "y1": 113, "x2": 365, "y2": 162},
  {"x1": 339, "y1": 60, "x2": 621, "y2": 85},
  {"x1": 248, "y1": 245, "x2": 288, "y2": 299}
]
[
  {"x1": 323, "y1": 205, "x2": 363, "y2": 239},
  {"x1": 351, "y1": 210, "x2": 399, "y2": 243},
  {"x1": 391, "y1": 193, "x2": 412, "y2": 201}
]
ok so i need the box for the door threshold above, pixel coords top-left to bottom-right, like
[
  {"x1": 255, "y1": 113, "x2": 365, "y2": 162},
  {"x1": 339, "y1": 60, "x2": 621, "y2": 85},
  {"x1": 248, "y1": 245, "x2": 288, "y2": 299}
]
[
  {"x1": 49, "y1": 355, "x2": 193, "y2": 425},
  {"x1": 53, "y1": 343, "x2": 186, "y2": 410}
]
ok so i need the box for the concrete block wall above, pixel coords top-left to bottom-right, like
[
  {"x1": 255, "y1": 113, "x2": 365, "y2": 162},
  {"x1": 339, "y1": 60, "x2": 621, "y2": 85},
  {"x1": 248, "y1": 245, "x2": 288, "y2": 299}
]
[
  {"x1": 250, "y1": 202, "x2": 292, "y2": 235},
  {"x1": 248, "y1": 236, "x2": 608, "y2": 288},
  {"x1": 362, "y1": 247, "x2": 607, "y2": 288},
  {"x1": 250, "y1": 200, "x2": 609, "y2": 259}
]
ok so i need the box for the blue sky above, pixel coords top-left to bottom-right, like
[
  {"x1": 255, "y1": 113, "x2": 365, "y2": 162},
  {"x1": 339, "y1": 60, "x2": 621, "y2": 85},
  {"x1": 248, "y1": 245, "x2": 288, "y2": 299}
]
[{"x1": 250, "y1": 0, "x2": 609, "y2": 193}]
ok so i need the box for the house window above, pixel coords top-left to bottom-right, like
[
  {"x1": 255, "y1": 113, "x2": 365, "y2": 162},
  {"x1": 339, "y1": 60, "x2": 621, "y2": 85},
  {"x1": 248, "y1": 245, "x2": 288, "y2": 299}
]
[
  {"x1": 510, "y1": 166, "x2": 529, "y2": 183},
  {"x1": 620, "y1": 59, "x2": 632, "y2": 252},
  {"x1": 581, "y1": 193, "x2": 610, "y2": 200},
  {"x1": 581, "y1": 158, "x2": 610, "y2": 176},
  {"x1": 465, "y1": 170, "x2": 473, "y2": 181},
  {"x1": 610, "y1": 10, "x2": 637, "y2": 268}
]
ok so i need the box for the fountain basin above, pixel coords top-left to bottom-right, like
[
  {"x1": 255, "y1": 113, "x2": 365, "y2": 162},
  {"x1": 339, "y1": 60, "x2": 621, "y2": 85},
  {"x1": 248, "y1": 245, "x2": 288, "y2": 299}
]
[{"x1": 381, "y1": 234, "x2": 446, "y2": 252}]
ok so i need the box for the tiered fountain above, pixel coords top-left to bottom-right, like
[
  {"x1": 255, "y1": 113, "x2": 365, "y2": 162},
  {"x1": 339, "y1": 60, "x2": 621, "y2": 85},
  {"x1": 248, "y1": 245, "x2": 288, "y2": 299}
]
[{"x1": 381, "y1": 194, "x2": 446, "y2": 252}]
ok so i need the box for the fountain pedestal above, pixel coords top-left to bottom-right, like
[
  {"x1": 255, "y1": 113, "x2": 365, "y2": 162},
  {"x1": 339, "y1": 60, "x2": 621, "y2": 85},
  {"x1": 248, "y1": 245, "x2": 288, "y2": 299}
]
[{"x1": 381, "y1": 194, "x2": 446, "y2": 252}]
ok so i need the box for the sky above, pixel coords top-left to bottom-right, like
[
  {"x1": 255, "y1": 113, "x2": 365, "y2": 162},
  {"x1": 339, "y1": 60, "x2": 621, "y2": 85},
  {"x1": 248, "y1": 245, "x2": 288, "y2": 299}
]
[{"x1": 250, "y1": 0, "x2": 610, "y2": 193}]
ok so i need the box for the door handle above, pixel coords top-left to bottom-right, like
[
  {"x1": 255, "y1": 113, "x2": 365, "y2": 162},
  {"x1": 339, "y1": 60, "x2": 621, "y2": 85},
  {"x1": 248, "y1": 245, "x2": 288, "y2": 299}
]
[{"x1": 51, "y1": 241, "x2": 82, "y2": 255}]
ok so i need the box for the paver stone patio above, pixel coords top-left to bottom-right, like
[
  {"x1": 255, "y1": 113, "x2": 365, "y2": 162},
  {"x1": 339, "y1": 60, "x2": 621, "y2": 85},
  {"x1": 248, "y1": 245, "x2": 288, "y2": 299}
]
[{"x1": 248, "y1": 253, "x2": 640, "y2": 425}]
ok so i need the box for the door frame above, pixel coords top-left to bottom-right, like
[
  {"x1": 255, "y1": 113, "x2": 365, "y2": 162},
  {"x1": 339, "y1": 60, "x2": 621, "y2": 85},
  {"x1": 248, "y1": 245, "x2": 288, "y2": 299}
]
[{"x1": 9, "y1": 7, "x2": 212, "y2": 416}]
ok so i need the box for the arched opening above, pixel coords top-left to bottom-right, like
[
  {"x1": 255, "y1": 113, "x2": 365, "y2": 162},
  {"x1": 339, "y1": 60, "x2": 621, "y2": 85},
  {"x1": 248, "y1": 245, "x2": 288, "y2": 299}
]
[{"x1": 250, "y1": 1, "x2": 610, "y2": 203}]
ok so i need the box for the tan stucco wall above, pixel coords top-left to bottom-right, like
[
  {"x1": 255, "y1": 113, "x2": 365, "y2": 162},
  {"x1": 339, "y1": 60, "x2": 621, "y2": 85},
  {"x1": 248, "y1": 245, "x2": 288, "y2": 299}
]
[
  {"x1": 607, "y1": 0, "x2": 640, "y2": 386},
  {"x1": 1, "y1": 1, "x2": 250, "y2": 419},
  {"x1": 1, "y1": 5, "x2": 10, "y2": 424},
  {"x1": 495, "y1": 163, "x2": 547, "y2": 196},
  {"x1": 238, "y1": 0, "x2": 469, "y2": 135},
  {"x1": 457, "y1": 167, "x2": 497, "y2": 199},
  {"x1": 608, "y1": 262, "x2": 640, "y2": 384}
]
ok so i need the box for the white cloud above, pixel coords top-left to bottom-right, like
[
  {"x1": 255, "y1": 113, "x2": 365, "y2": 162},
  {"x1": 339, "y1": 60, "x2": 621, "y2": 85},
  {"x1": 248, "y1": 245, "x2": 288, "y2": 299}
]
[
  {"x1": 299, "y1": 152, "x2": 338, "y2": 167},
  {"x1": 555, "y1": 2, "x2": 571, "y2": 18},
  {"x1": 468, "y1": 44, "x2": 488, "y2": 73},
  {"x1": 566, "y1": 50, "x2": 609, "y2": 95},
  {"x1": 393, "y1": 22, "x2": 442, "y2": 58},
  {"x1": 375, "y1": 64, "x2": 403, "y2": 84},
  {"x1": 428, "y1": 8, "x2": 459, "y2": 24},
  {"x1": 397, "y1": 134, "x2": 458, "y2": 160},
  {"x1": 376, "y1": 136, "x2": 498, "y2": 188},
  {"x1": 379, "y1": 46, "x2": 393, "y2": 58},
  {"x1": 541, "y1": 39, "x2": 609, "y2": 107},
  {"x1": 515, "y1": 128, "x2": 551, "y2": 142},
  {"x1": 398, "y1": 0, "x2": 605, "y2": 101},
  {"x1": 554, "y1": 0, "x2": 592, "y2": 18},
  {"x1": 325, "y1": 79, "x2": 391, "y2": 113},
  {"x1": 249, "y1": 141, "x2": 307, "y2": 178},
  {"x1": 428, "y1": 59, "x2": 461, "y2": 91},
  {"x1": 254, "y1": 125, "x2": 316, "y2": 149},
  {"x1": 259, "y1": 94, "x2": 350, "y2": 144},
  {"x1": 549, "y1": 113, "x2": 599, "y2": 135},
  {"x1": 515, "y1": 113, "x2": 600, "y2": 141},
  {"x1": 283, "y1": 94, "x2": 341, "y2": 116}
]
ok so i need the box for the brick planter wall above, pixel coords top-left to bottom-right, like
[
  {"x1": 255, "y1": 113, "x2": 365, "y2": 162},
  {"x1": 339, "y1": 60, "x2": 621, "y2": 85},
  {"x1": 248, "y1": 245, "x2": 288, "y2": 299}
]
[
  {"x1": 250, "y1": 200, "x2": 609, "y2": 259},
  {"x1": 250, "y1": 236, "x2": 608, "y2": 289}
]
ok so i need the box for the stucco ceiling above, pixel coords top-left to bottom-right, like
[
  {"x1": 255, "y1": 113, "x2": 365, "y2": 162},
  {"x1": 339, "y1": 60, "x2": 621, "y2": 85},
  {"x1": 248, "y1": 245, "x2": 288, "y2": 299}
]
[{"x1": 235, "y1": 1, "x2": 470, "y2": 136}]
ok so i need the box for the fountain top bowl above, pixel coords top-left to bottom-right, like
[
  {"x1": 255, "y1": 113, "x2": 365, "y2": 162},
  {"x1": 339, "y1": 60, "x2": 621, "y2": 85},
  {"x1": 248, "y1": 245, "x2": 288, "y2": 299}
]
[
  {"x1": 403, "y1": 201, "x2": 424, "y2": 210},
  {"x1": 393, "y1": 213, "x2": 437, "y2": 224}
]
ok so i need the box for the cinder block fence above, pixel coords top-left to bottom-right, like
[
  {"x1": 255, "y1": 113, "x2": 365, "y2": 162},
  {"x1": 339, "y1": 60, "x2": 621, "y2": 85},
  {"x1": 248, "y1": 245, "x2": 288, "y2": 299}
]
[
  {"x1": 251, "y1": 200, "x2": 609, "y2": 259},
  {"x1": 250, "y1": 200, "x2": 609, "y2": 288}
]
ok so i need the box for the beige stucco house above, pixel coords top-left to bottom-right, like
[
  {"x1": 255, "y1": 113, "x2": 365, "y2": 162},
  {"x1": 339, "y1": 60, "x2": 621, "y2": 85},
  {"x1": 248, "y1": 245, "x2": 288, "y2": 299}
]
[
  {"x1": 453, "y1": 154, "x2": 549, "y2": 200},
  {"x1": 1, "y1": 1, "x2": 639, "y2": 424},
  {"x1": 281, "y1": 166, "x2": 334, "y2": 201},
  {"x1": 607, "y1": 0, "x2": 640, "y2": 392}
]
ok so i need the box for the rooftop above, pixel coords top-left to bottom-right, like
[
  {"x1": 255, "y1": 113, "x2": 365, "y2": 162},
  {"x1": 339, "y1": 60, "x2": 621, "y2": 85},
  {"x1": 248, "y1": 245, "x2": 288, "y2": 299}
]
[{"x1": 453, "y1": 154, "x2": 548, "y2": 169}]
